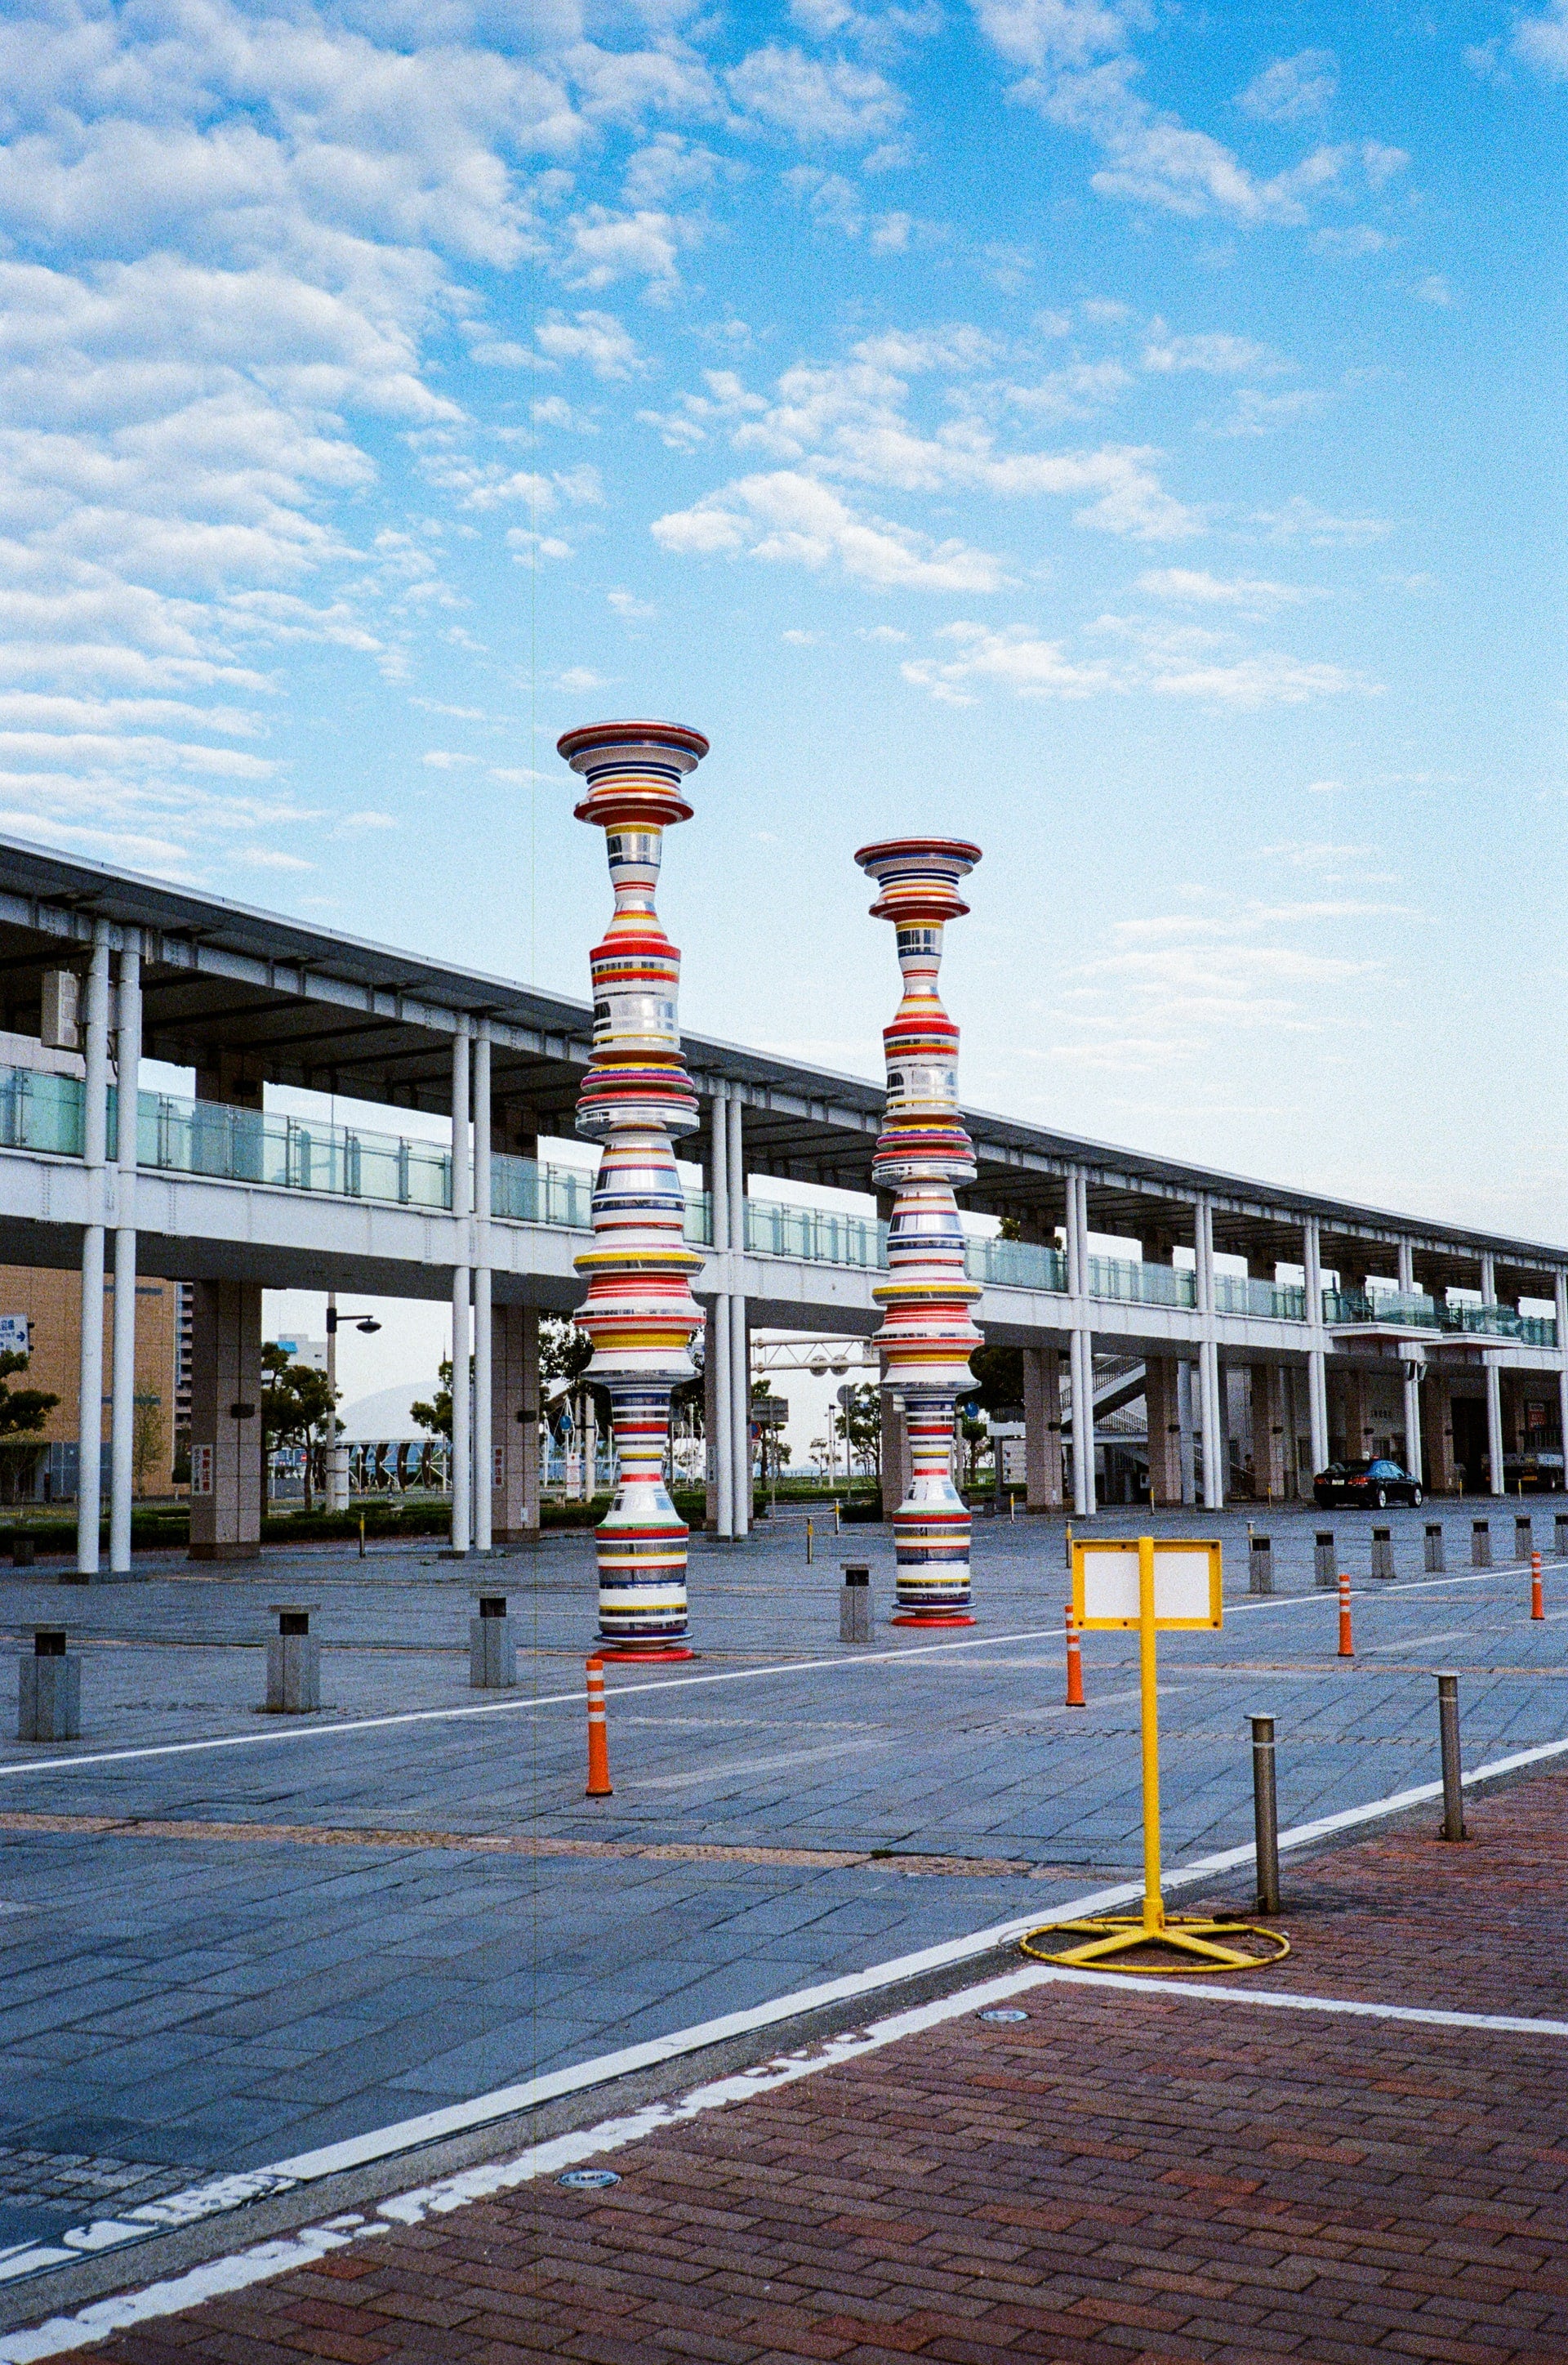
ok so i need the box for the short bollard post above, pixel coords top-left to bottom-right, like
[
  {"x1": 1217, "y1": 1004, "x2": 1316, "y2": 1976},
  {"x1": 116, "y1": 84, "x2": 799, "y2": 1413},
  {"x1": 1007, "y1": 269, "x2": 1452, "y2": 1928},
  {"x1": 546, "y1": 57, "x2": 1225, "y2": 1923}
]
[
  {"x1": 1064, "y1": 1601, "x2": 1085, "y2": 1708},
  {"x1": 358, "y1": 1513, "x2": 366, "y2": 1560},
  {"x1": 1370, "y1": 1525, "x2": 1394, "y2": 1580},
  {"x1": 470, "y1": 1593, "x2": 517, "y2": 1688},
  {"x1": 1314, "y1": 1530, "x2": 1336, "y2": 1589},
  {"x1": 1248, "y1": 1534, "x2": 1273, "y2": 1596},
  {"x1": 1250, "y1": 1714, "x2": 1280, "y2": 1915},
  {"x1": 1437, "y1": 1672, "x2": 1465, "y2": 1840},
  {"x1": 1531, "y1": 1551, "x2": 1544, "y2": 1622},
  {"x1": 11, "y1": 1531, "x2": 35, "y2": 1568},
  {"x1": 1515, "y1": 1512, "x2": 1533, "y2": 1565},
  {"x1": 1556, "y1": 1510, "x2": 1568, "y2": 1560},
  {"x1": 1009, "y1": 1492, "x2": 1016, "y2": 1523},
  {"x1": 18, "y1": 1627, "x2": 80, "y2": 1742},
  {"x1": 805, "y1": 1517, "x2": 813, "y2": 1566},
  {"x1": 1338, "y1": 1572, "x2": 1354, "y2": 1659},
  {"x1": 265, "y1": 1605, "x2": 320, "y2": 1714},
  {"x1": 1424, "y1": 1521, "x2": 1445, "y2": 1573},
  {"x1": 840, "y1": 1563, "x2": 871, "y2": 1645},
  {"x1": 1472, "y1": 1519, "x2": 1491, "y2": 1568},
  {"x1": 585, "y1": 1655, "x2": 612, "y2": 1797},
  {"x1": 833, "y1": 1501, "x2": 841, "y2": 1534}
]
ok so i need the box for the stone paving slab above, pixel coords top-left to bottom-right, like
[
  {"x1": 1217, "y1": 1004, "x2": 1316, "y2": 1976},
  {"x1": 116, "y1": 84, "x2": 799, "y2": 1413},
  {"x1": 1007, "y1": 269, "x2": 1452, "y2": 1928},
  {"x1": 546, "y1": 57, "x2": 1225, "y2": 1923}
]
[
  {"x1": 0, "y1": 1512, "x2": 1562, "y2": 2251},
  {"x1": 51, "y1": 1771, "x2": 1568, "y2": 2364}
]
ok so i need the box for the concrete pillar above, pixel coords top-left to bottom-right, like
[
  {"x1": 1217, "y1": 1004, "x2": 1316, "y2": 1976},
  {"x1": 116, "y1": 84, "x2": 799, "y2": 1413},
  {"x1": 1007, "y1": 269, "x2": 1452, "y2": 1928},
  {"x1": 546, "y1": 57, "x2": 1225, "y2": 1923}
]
[
  {"x1": 1193, "y1": 1195, "x2": 1223, "y2": 1510},
  {"x1": 472, "y1": 1025, "x2": 492, "y2": 1555},
  {"x1": 1177, "y1": 1360, "x2": 1197, "y2": 1504},
  {"x1": 1254, "y1": 1364, "x2": 1288, "y2": 1503},
  {"x1": 76, "y1": 923, "x2": 110, "y2": 1577},
  {"x1": 1022, "y1": 1343, "x2": 1062, "y2": 1510},
  {"x1": 880, "y1": 1379, "x2": 911, "y2": 1519},
  {"x1": 703, "y1": 1298, "x2": 721, "y2": 1531},
  {"x1": 1423, "y1": 1369, "x2": 1457, "y2": 1495},
  {"x1": 709, "y1": 1088, "x2": 732, "y2": 1536},
  {"x1": 727, "y1": 1091, "x2": 748, "y2": 1537},
  {"x1": 1065, "y1": 1168, "x2": 1095, "y2": 1517},
  {"x1": 1557, "y1": 1275, "x2": 1568, "y2": 1500},
  {"x1": 188, "y1": 1278, "x2": 262, "y2": 1559},
  {"x1": 1303, "y1": 1216, "x2": 1330, "y2": 1478},
  {"x1": 491, "y1": 1301, "x2": 540, "y2": 1542},
  {"x1": 109, "y1": 933, "x2": 140, "y2": 1575},
  {"x1": 1144, "y1": 1354, "x2": 1182, "y2": 1507},
  {"x1": 1481, "y1": 1252, "x2": 1503, "y2": 1495},
  {"x1": 1403, "y1": 1358, "x2": 1424, "y2": 1484},
  {"x1": 449, "y1": 1022, "x2": 471, "y2": 1555}
]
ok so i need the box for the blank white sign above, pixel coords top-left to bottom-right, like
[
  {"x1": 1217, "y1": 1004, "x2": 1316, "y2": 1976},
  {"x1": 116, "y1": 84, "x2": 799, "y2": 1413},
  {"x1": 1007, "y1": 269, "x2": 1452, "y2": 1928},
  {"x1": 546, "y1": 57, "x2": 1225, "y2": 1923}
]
[{"x1": 1080, "y1": 1545, "x2": 1217, "y2": 1628}]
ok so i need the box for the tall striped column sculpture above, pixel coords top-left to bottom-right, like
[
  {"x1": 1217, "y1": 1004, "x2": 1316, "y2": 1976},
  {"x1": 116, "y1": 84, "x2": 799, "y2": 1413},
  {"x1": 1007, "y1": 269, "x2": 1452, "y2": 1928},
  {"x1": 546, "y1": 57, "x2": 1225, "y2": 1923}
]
[
  {"x1": 855, "y1": 837, "x2": 984, "y2": 1626},
  {"x1": 560, "y1": 720, "x2": 710, "y2": 1661}
]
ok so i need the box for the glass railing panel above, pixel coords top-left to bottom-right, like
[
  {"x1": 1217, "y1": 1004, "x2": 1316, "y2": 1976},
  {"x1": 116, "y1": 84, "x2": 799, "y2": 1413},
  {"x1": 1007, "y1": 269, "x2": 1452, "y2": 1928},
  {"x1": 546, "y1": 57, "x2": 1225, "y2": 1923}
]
[
  {"x1": 684, "y1": 1189, "x2": 712, "y2": 1247},
  {"x1": 1439, "y1": 1301, "x2": 1524, "y2": 1340},
  {"x1": 1081, "y1": 1256, "x2": 1194, "y2": 1309},
  {"x1": 1521, "y1": 1314, "x2": 1558, "y2": 1348},
  {"x1": 968, "y1": 1236, "x2": 1068, "y2": 1293},
  {"x1": 1213, "y1": 1274, "x2": 1306, "y2": 1321},
  {"x1": 0, "y1": 1067, "x2": 86, "y2": 1156}
]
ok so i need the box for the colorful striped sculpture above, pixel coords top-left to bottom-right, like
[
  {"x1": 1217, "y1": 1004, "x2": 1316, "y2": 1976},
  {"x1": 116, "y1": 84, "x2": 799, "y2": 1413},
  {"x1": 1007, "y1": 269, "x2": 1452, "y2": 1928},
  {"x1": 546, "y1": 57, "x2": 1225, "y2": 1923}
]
[
  {"x1": 855, "y1": 837, "x2": 984, "y2": 1625},
  {"x1": 560, "y1": 720, "x2": 710, "y2": 1659}
]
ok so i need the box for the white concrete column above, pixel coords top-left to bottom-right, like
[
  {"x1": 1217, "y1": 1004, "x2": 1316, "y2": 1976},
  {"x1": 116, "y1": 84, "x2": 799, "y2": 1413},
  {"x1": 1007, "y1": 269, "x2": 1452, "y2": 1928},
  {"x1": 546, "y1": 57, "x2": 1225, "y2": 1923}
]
[
  {"x1": 1481, "y1": 1250, "x2": 1503, "y2": 1496},
  {"x1": 1022, "y1": 1343, "x2": 1062, "y2": 1510},
  {"x1": 108, "y1": 932, "x2": 140, "y2": 1574},
  {"x1": 472, "y1": 1024, "x2": 492, "y2": 1554},
  {"x1": 1177, "y1": 1360, "x2": 1197, "y2": 1506},
  {"x1": 1303, "y1": 1216, "x2": 1330, "y2": 1478},
  {"x1": 1556, "y1": 1276, "x2": 1568, "y2": 1505},
  {"x1": 1396, "y1": 1239, "x2": 1415, "y2": 1295},
  {"x1": 76, "y1": 923, "x2": 111, "y2": 1576},
  {"x1": 1064, "y1": 1169, "x2": 1094, "y2": 1516},
  {"x1": 710, "y1": 1087, "x2": 732, "y2": 1537},
  {"x1": 449, "y1": 1020, "x2": 471, "y2": 1555},
  {"x1": 727, "y1": 1091, "x2": 748, "y2": 1537},
  {"x1": 1192, "y1": 1196, "x2": 1223, "y2": 1510}
]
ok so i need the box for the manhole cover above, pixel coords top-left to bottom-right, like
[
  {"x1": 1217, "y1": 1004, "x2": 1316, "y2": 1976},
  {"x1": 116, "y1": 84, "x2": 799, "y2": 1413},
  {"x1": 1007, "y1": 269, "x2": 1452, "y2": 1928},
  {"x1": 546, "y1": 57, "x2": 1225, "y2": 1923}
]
[
  {"x1": 978, "y1": 2007, "x2": 1030, "y2": 2024},
  {"x1": 558, "y1": 2167, "x2": 621, "y2": 2190}
]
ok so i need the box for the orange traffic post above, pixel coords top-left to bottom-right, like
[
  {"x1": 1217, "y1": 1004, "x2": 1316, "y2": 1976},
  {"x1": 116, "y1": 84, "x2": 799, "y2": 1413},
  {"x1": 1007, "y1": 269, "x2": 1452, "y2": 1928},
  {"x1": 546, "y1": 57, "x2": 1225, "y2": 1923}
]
[
  {"x1": 1338, "y1": 1571, "x2": 1354, "y2": 1659},
  {"x1": 1064, "y1": 1601, "x2": 1086, "y2": 1708},
  {"x1": 1531, "y1": 1550, "x2": 1544, "y2": 1621},
  {"x1": 585, "y1": 1654, "x2": 613, "y2": 1797}
]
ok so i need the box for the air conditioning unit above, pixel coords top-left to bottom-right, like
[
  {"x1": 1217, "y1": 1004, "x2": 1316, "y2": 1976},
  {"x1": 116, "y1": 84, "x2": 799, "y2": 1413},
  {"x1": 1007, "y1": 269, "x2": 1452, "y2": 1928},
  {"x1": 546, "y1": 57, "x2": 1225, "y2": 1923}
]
[{"x1": 40, "y1": 970, "x2": 79, "y2": 1051}]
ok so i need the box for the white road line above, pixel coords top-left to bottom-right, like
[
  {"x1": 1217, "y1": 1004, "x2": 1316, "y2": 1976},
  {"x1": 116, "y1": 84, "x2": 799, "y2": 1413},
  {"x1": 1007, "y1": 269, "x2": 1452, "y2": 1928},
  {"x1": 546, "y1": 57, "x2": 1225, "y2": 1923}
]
[
  {"x1": 10, "y1": 1851, "x2": 1568, "y2": 2365},
  {"x1": 3, "y1": 1718, "x2": 1565, "y2": 2321}
]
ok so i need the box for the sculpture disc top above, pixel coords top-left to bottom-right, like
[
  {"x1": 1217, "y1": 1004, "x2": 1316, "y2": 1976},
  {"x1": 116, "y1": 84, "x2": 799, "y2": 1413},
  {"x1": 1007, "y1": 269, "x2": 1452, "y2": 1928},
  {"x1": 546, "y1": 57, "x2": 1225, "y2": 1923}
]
[{"x1": 853, "y1": 837, "x2": 982, "y2": 926}]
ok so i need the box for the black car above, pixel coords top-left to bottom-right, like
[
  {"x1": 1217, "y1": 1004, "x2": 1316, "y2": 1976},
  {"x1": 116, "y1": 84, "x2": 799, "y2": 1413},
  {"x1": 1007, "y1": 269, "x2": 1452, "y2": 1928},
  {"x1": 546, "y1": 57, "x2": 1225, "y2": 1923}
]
[{"x1": 1313, "y1": 1457, "x2": 1423, "y2": 1510}]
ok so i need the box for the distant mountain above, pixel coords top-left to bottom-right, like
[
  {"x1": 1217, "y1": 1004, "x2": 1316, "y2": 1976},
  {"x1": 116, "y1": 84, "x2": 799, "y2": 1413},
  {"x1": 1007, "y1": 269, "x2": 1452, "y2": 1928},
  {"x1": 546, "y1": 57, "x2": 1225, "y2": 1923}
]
[{"x1": 339, "y1": 1382, "x2": 434, "y2": 1442}]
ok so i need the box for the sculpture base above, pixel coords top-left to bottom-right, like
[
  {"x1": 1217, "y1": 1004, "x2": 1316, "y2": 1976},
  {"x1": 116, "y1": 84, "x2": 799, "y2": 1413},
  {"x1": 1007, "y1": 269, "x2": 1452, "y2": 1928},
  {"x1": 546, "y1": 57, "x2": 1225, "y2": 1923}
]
[
  {"x1": 596, "y1": 1641, "x2": 696, "y2": 1662},
  {"x1": 890, "y1": 1610, "x2": 975, "y2": 1627}
]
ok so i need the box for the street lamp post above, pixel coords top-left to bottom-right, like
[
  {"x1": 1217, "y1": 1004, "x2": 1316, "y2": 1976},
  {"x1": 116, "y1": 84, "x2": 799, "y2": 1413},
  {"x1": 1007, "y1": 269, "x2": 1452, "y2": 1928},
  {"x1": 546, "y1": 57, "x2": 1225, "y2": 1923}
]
[{"x1": 324, "y1": 1294, "x2": 381, "y2": 1511}]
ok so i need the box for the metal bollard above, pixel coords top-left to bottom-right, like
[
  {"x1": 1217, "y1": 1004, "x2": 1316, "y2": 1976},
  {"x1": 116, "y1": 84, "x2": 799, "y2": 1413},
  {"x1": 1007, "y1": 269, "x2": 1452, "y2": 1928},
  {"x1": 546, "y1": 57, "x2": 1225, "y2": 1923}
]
[
  {"x1": 18, "y1": 1626, "x2": 79, "y2": 1742},
  {"x1": 1515, "y1": 1513, "x2": 1533, "y2": 1564},
  {"x1": 1314, "y1": 1530, "x2": 1335, "y2": 1589},
  {"x1": 469, "y1": 1593, "x2": 517, "y2": 1689},
  {"x1": 1009, "y1": 1492, "x2": 1016, "y2": 1523},
  {"x1": 11, "y1": 1532, "x2": 34, "y2": 1568},
  {"x1": 1248, "y1": 1535, "x2": 1273, "y2": 1595},
  {"x1": 1437, "y1": 1672, "x2": 1465, "y2": 1841},
  {"x1": 1250, "y1": 1714, "x2": 1280, "y2": 1914},
  {"x1": 585, "y1": 1656, "x2": 612, "y2": 1797},
  {"x1": 1424, "y1": 1521, "x2": 1445, "y2": 1573},
  {"x1": 265, "y1": 1604, "x2": 321, "y2": 1714},
  {"x1": 805, "y1": 1517, "x2": 813, "y2": 1566},
  {"x1": 1471, "y1": 1519, "x2": 1491, "y2": 1569},
  {"x1": 840, "y1": 1564, "x2": 871, "y2": 1645},
  {"x1": 1557, "y1": 1510, "x2": 1568, "y2": 1560},
  {"x1": 1370, "y1": 1525, "x2": 1394, "y2": 1580}
]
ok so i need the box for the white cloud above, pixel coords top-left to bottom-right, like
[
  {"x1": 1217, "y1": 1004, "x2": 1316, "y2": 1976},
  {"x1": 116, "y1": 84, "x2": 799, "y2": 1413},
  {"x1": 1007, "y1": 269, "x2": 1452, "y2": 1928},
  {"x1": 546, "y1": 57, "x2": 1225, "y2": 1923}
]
[
  {"x1": 534, "y1": 311, "x2": 645, "y2": 378},
  {"x1": 898, "y1": 613, "x2": 1374, "y2": 707},
  {"x1": 1512, "y1": 2, "x2": 1568, "y2": 75},
  {"x1": 1413, "y1": 273, "x2": 1454, "y2": 306},
  {"x1": 1250, "y1": 497, "x2": 1390, "y2": 546},
  {"x1": 727, "y1": 45, "x2": 906, "y2": 142},
  {"x1": 1134, "y1": 568, "x2": 1317, "y2": 613},
  {"x1": 902, "y1": 621, "x2": 1116, "y2": 701},
  {"x1": 971, "y1": 2, "x2": 1403, "y2": 227},
  {"x1": 566, "y1": 207, "x2": 688, "y2": 292},
  {"x1": 607, "y1": 588, "x2": 655, "y2": 618},
  {"x1": 652, "y1": 471, "x2": 1009, "y2": 591},
  {"x1": 1236, "y1": 51, "x2": 1339, "y2": 123},
  {"x1": 1142, "y1": 330, "x2": 1281, "y2": 374}
]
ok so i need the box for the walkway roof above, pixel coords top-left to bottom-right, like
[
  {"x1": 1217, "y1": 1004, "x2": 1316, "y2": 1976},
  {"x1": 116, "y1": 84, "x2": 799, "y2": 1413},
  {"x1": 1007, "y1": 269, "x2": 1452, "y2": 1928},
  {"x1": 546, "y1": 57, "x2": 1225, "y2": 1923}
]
[{"x1": 0, "y1": 838, "x2": 1558, "y2": 1287}]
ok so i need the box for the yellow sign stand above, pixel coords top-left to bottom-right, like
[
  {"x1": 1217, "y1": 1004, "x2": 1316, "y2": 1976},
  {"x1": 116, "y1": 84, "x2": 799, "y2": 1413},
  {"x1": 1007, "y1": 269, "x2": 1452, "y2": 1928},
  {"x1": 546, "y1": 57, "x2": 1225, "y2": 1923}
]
[{"x1": 1022, "y1": 1536, "x2": 1288, "y2": 1973}]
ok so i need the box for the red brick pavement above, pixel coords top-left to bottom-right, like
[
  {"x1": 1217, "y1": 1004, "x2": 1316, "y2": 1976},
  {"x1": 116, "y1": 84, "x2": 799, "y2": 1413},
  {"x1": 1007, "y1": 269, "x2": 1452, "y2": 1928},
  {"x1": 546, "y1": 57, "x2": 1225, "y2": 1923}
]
[{"x1": 56, "y1": 1776, "x2": 1568, "y2": 2365}]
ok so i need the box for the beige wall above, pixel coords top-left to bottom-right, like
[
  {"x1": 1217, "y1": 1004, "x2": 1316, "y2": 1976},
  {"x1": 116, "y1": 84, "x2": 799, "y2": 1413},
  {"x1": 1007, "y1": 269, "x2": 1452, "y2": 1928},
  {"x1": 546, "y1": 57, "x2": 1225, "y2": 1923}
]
[{"x1": 0, "y1": 1261, "x2": 180, "y2": 1492}]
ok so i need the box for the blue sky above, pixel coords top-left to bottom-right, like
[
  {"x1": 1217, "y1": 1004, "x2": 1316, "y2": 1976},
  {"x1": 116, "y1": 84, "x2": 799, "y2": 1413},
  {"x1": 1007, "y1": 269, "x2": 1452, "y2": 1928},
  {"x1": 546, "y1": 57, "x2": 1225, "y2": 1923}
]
[{"x1": 2, "y1": 0, "x2": 1565, "y2": 1243}]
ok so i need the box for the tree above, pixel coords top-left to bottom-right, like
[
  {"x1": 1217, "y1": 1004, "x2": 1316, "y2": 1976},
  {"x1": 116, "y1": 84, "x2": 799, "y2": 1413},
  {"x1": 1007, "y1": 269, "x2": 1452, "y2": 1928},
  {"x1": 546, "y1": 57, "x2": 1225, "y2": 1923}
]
[
  {"x1": 131, "y1": 1391, "x2": 164, "y2": 1497},
  {"x1": 831, "y1": 1382, "x2": 882, "y2": 1482},
  {"x1": 411, "y1": 1358, "x2": 455, "y2": 1442},
  {"x1": 0, "y1": 1348, "x2": 57, "y2": 1506},
  {"x1": 262, "y1": 1342, "x2": 338, "y2": 1511},
  {"x1": 540, "y1": 1316, "x2": 592, "y2": 1389}
]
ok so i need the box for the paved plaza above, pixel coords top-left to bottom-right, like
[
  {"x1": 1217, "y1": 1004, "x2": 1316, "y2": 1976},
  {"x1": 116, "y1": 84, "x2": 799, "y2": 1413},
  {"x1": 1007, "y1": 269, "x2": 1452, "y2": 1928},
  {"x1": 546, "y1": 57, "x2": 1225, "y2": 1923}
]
[{"x1": 0, "y1": 1503, "x2": 1563, "y2": 2333}]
